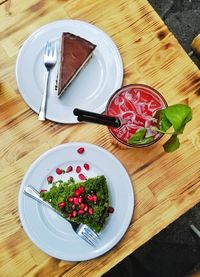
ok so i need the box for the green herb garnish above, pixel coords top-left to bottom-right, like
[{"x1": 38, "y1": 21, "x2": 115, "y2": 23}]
[
  {"x1": 163, "y1": 134, "x2": 180, "y2": 153},
  {"x1": 40, "y1": 176, "x2": 110, "y2": 233},
  {"x1": 128, "y1": 104, "x2": 192, "y2": 152},
  {"x1": 137, "y1": 136, "x2": 154, "y2": 144},
  {"x1": 128, "y1": 128, "x2": 146, "y2": 143}
]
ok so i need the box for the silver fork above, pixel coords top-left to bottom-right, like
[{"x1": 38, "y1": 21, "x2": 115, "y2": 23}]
[
  {"x1": 38, "y1": 41, "x2": 57, "y2": 121},
  {"x1": 24, "y1": 186, "x2": 100, "y2": 247}
]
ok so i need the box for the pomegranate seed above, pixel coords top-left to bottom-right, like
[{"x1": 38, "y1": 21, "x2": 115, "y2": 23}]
[
  {"x1": 74, "y1": 189, "x2": 81, "y2": 197},
  {"x1": 84, "y1": 204, "x2": 88, "y2": 212},
  {"x1": 56, "y1": 168, "x2": 62, "y2": 175},
  {"x1": 84, "y1": 163, "x2": 90, "y2": 170},
  {"x1": 88, "y1": 207, "x2": 94, "y2": 215},
  {"x1": 79, "y1": 185, "x2": 85, "y2": 193},
  {"x1": 87, "y1": 195, "x2": 93, "y2": 202},
  {"x1": 68, "y1": 197, "x2": 74, "y2": 203},
  {"x1": 72, "y1": 204, "x2": 76, "y2": 210},
  {"x1": 93, "y1": 195, "x2": 97, "y2": 204},
  {"x1": 66, "y1": 166, "x2": 73, "y2": 173},
  {"x1": 77, "y1": 147, "x2": 85, "y2": 154},
  {"x1": 73, "y1": 197, "x2": 79, "y2": 205},
  {"x1": 79, "y1": 173, "x2": 87, "y2": 180},
  {"x1": 78, "y1": 209, "x2": 84, "y2": 215},
  {"x1": 79, "y1": 203, "x2": 85, "y2": 210},
  {"x1": 72, "y1": 210, "x2": 77, "y2": 217},
  {"x1": 76, "y1": 166, "x2": 81, "y2": 173},
  {"x1": 108, "y1": 207, "x2": 114, "y2": 213},
  {"x1": 58, "y1": 202, "x2": 66, "y2": 209},
  {"x1": 40, "y1": 189, "x2": 47, "y2": 193},
  {"x1": 67, "y1": 213, "x2": 72, "y2": 218},
  {"x1": 47, "y1": 176, "x2": 53, "y2": 183},
  {"x1": 78, "y1": 196, "x2": 83, "y2": 203}
]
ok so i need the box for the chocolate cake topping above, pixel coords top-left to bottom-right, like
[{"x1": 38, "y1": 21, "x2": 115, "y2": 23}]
[{"x1": 57, "y1": 32, "x2": 96, "y2": 96}]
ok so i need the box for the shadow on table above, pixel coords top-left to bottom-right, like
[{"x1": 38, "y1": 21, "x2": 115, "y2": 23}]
[
  {"x1": 103, "y1": 255, "x2": 151, "y2": 277},
  {"x1": 104, "y1": 203, "x2": 200, "y2": 277}
]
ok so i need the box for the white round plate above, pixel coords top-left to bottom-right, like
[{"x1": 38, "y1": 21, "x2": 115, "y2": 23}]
[
  {"x1": 18, "y1": 143, "x2": 134, "y2": 261},
  {"x1": 16, "y1": 20, "x2": 123, "y2": 123}
]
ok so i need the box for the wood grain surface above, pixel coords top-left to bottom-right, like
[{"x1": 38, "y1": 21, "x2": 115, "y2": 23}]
[{"x1": 0, "y1": 0, "x2": 200, "y2": 276}]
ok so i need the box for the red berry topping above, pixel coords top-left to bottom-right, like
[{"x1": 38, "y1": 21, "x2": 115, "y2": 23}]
[
  {"x1": 47, "y1": 176, "x2": 53, "y2": 183},
  {"x1": 73, "y1": 197, "x2": 79, "y2": 205},
  {"x1": 68, "y1": 197, "x2": 74, "y2": 203},
  {"x1": 56, "y1": 168, "x2": 62, "y2": 175},
  {"x1": 88, "y1": 207, "x2": 94, "y2": 215},
  {"x1": 40, "y1": 189, "x2": 47, "y2": 193},
  {"x1": 58, "y1": 201, "x2": 66, "y2": 209},
  {"x1": 72, "y1": 204, "x2": 76, "y2": 210},
  {"x1": 72, "y1": 210, "x2": 77, "y2": 217},
  {"x1": 87, "y1": 195, "x2": 93, "y2": 202},
  {"x1": 84, "y1": 163, "x2": 90, "y2": 171},
  {"x1": 66, "y1": 166, "x2": 73, "y2": 173},
  {"x1": 77, "y1": 147, "x2": 85, "y2": 154},
  {"x1": 93, "y1": 195, "x2": 97, "y2": 204},
  {"x1": 74, "y1": 189, "x2": 81, "y2": 197},
  {"x1": 84, "y1": 204, "x2": 88, "y2": 212},
  {"x1": 79, "y1": 185, "x2": 85, "y2": 193},
  {"x1": 79, "y1": 173, "x2": 87, "y2": 180},
  {"x1": 67, "y1": 213, "x2": 72, "y2": 218},
  {"x1": 78, "y1": 209, "x2": 84, "y2": 215},
  {"x1": 78, "y1": 196, "x2": 83, "y2": 203},
  {"x1": 108, "y1": 206, "x2": 114, "y2": 213},
  {"x1": 76, "y1": 166, "x2": 81, "y2": 173},
  {"x1": 79, "y1": 203, "x2": 85, "y2": 210}
]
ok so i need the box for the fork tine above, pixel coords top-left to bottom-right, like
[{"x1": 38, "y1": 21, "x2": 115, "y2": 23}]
[
  {"x1": 47, "y1": 42, "x2": 57, "y2": 59},
  {"x1": 49, "y1": 42, "x2": 54, "y2": 57},
  {"x1": 84, "y1": 227, "x2": 100, "y2": 241},
  {"x1": 76, "y1": 224, "x2": 97, "y2": 247},
  {"x1": 81, "y1": 232, "x2": 96, "y2": 247},
  {"x1": 84, "y1": 230, "x2": 98, "y2": 244},
  {"x1": 52, "y1": 43, "x2": 57, "y2": 58},
  {"x1": 45, "y1": 41, "x2": 50, "y2": 55},
  {"x1": 50, "y1": 42, "x2": 53, "y2": 54}
]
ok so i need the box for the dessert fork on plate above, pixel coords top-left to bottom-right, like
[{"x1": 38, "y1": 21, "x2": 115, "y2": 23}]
[
  {"x1": 38, "y1": 41, "x2": 57, "y2": 121},
  {"x1": 24, "y1": 186, "x2": 100, "y2": 247}
]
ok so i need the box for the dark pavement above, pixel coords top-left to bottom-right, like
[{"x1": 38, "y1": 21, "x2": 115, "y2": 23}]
[
  {"x1": 150, "y1": 0, "x2": 200, "y2": 67},
  {"x1": 104, "y1": 1, "x2": 200, "y2": 276}
]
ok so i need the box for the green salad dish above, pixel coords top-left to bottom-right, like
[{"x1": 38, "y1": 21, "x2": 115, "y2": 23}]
[{"x1": 40, "y1": 176, "x2": 114, "y2": 233}]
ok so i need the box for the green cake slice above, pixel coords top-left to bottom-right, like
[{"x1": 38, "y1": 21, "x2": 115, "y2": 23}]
[{"x1": 40, "y1": 176, "x2": 111, "y2": 233}]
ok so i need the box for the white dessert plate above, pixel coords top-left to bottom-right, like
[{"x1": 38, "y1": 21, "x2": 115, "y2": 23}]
[
  {"x1": 16, "y1": 20, "x2": 123, "y2": 123},
  {"x1": 18, "y1": 142, "x2": 134, "y2": 261}
]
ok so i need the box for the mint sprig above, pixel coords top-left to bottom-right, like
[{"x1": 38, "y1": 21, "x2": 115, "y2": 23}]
[
  {"x1": 128, "y1": 128, "x2": 154, "y2": 145},
  {"x1": 163, "y1": 134, "x2": 180, "y2": 153},
  {"x1": 163, "y1": 104, "x2": 192, "y2": 133},
  {"x1": 128, "y1": 128, "x2": 146, "y2": 143},
  {"x1": 128, "y1": 104, "x2": 192, "y2": 152}
]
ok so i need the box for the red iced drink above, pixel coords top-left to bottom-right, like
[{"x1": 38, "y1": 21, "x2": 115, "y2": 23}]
[{"x1": 106, "y1": 84, "x2": 167, "y2": 147}]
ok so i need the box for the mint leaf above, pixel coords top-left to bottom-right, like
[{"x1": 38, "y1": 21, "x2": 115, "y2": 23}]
[
  {"x1": 163, "y1": 134, "x2": 180, "y2": 152},
  {"x1": 127, "y1": 104, "x2": 192, "y2": 152},
  {"x1": 155, "y1": 109, "x2": 172, "y2": 132},
  {"x1": 164, "y1": 104, "x2": 192, "y2": 134},
  {"x1": 176, "y1": 110, "x2": 193, "y2": 134},
  {"x1": 128, "y1": 128, "x2": 146, "y2": 144},
  {"x1": 128, "y1": 129, "x2": 153, "y2": 145},
  {"x1": 137, "y1": 136, "x2": 154, "y2": 144}
]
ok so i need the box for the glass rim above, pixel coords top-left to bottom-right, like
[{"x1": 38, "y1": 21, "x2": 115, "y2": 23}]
[{"x1": 105, "y1": 84, "x2": 168, "y2": 148}]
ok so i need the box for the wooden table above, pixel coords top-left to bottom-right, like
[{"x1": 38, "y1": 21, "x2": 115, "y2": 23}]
[{"x1": 0, "y1": 0, "x2": 200, "y2": 276}]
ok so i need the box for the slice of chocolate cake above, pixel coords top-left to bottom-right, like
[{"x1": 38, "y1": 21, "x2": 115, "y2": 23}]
[{"x1": 55, "y1": 32, "x2": 96, "y2": 96}]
